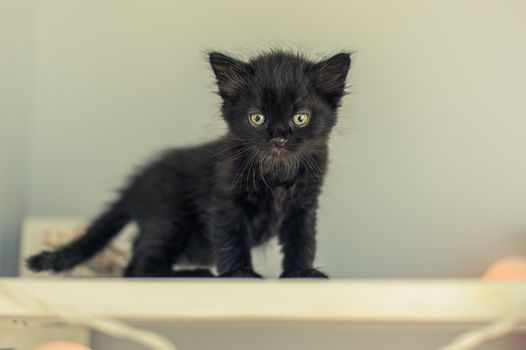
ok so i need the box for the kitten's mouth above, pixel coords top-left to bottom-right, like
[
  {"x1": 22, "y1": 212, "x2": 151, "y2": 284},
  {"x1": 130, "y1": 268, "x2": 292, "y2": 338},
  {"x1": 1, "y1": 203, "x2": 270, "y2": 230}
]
[
  {"x1": 268, "y1": 147, "x2": 293, "y2": 160},
  {"x1": 271, "y1": 147, "x2": 287, "y2": 155},
  {"x1": 261, "y1": 148, "x2": 299, "y2": 179}
]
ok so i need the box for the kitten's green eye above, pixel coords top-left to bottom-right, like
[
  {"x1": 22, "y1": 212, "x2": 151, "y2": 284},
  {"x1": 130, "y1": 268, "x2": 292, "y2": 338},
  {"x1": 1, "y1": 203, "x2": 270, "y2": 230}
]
[
  {"x1": 249, "y1": 113, "x2": 266, "y2": 127},
  {"x1": 292, "y1": 113, "x2": 310, "y2": 127}
]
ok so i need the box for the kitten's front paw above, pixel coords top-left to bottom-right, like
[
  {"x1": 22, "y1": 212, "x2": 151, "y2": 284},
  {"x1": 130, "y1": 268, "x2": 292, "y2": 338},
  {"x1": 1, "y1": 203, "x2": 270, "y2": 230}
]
[
  {"x1": 172, "y1": 268, "x2": 216, "y2": 278},
  {"x1": 280, "y1": 268, "x2": 328, "y2": 279},
  {"x1": 220, "y1": 269, "x2": 263, "y2": 278}
]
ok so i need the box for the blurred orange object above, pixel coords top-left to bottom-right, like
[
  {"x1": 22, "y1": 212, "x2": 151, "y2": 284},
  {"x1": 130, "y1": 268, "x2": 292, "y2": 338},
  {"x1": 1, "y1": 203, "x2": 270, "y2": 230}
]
[
  {"x1": 483, "y1": 256, "x2": 526, "y2": 280},
  {"x1": 32, "y1": 341, "x2": 92, "y2": 350}
]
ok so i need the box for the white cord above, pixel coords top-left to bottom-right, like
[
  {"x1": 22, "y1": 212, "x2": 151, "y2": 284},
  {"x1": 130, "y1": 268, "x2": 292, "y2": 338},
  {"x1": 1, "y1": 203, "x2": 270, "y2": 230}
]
[
  {"x1": 0, "y1": 282, "x2": 177, "y2": 350},
  {"x1": 437, "y1": 299, "x2": 526, "y2": 350}
]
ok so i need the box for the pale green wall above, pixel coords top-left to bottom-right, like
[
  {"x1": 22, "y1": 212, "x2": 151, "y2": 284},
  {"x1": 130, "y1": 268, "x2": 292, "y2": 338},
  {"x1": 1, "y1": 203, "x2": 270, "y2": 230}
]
[
  {"x1": 0, "y1": 1, "x2": 36, "y2": 276},
  {"x1": 2, "y1": 0, "x2": 526, "y2": 278}
]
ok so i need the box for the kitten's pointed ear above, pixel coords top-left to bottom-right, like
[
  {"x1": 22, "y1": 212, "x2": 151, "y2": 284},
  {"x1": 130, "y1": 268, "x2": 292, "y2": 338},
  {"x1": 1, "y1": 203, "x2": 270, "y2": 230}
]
[
  {"x1": 313, "y1": 52, "x2": 351, "y2": 107},
  {"x1": 209, "y1": 52, "x2": 250, "y2": 97}
]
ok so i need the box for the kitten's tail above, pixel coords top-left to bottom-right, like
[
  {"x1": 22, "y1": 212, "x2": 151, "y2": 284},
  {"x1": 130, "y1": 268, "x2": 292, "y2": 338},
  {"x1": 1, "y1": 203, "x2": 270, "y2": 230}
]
[{"x1": 26, "y1": 200, "x2": 130, "y2": 273}]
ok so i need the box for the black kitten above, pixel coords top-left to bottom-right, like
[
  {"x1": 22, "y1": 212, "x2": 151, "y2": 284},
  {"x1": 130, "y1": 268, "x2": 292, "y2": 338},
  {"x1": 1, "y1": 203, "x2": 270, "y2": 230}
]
[{"x1": 27, "y1": 50, "x2": 351, "y2": 278}]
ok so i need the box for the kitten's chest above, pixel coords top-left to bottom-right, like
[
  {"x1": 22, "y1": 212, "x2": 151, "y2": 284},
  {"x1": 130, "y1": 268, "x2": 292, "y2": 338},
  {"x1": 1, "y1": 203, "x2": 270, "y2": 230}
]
[
  {"x1": 270, "y1": 186, "x2": 287, "y2": 229},
  {"x1": 247, "y1": 186, "x2": 290, "y2": 245}
]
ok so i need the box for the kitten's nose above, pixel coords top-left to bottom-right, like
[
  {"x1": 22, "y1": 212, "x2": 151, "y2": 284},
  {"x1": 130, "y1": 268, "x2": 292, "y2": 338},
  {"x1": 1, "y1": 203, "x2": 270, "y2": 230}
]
[{"x1": 271, "y1": 137, "x2": 288, "y2": 148}]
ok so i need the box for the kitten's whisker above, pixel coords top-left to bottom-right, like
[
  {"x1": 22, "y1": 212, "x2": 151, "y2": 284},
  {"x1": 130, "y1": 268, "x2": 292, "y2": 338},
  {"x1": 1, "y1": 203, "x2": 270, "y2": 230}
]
[
  {"x1": 249, "y1": 152, "x2": 259, "y2": 194},
  {"x1": 300, "y1": 151, "x2": 323, "y2": 180},
  {"x1": 300, "y1": 151, "x2": 318, "y2": 176},
  {"x1": 192, "y1": 144, "x2": 245, "y2": 165},
  {"x1": 215, "y1": 146, "x2": 255, "y2": 165},
  {"x1": 232, "y1": 146, "x2": 258, "y2": 187},
  {"x1": 258, "y1": 157, "x2": 271, "y2": 190}
]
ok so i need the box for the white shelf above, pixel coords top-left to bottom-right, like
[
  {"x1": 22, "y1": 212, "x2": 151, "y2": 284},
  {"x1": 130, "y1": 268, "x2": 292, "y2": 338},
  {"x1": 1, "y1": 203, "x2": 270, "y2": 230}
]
[{"x1": 1, "y1": 279, "x2": 525, "y2": 325}]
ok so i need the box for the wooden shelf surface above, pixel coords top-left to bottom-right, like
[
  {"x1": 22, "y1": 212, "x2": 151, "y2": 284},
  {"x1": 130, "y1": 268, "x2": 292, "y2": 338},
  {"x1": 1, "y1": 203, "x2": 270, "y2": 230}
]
[{"x1": 0, "y1": 279, "x2": 525, "y2": 324}]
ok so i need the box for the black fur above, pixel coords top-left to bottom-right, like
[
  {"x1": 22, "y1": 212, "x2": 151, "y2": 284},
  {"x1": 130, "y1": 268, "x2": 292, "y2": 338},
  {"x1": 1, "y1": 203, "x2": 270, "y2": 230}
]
[{"x1": 27, "y1": 50, "x2": 351, "y2": 278}]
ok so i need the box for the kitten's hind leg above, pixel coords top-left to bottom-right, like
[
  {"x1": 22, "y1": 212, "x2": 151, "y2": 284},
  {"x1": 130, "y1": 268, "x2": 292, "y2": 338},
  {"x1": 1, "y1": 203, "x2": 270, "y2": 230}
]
[{"x1": 124, "y1": 217, "x2": 186, "y2": 277}]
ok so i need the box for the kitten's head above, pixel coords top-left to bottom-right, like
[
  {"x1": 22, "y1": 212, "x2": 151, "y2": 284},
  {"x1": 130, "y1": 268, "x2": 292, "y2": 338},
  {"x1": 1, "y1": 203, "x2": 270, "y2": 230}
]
[{"x1": 209, "y1": 50, "x2": 351, "y2": 176}]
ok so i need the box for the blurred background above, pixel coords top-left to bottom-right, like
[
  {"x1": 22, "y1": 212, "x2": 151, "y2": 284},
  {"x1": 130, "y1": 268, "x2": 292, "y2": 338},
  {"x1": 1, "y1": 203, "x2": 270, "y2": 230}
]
[{"x1": 1, "y1": 0, "x2": 526, "y2": 279}]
